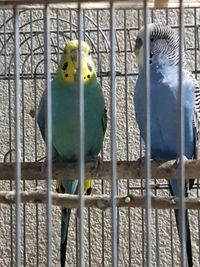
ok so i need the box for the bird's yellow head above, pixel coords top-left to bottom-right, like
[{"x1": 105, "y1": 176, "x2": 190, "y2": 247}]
[{"x1": 58, "y1": 40, "x2": 96, "y2": 83}]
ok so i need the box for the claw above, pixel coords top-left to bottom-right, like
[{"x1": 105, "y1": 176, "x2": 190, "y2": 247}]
[
  {"x1": 86, "y1": 155, "x2": 101, "y2": 170},
  {"x1": 92, "y1": 155, "x2": 101, "y2": 170},
  {"x1": 136, "y1": 156, "x2": 146, "y2": 165},
  {"x1": 175, "y1": 155, "x2": 188, "y2": 165}
]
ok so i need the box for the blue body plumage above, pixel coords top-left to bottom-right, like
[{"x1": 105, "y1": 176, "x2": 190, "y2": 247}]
[
  {"x1": 134, "y1": 24, "x2": 199, "y2": 267},
  {"x1": 135, "y1": 59, "x2": 195, "y2": 162}
]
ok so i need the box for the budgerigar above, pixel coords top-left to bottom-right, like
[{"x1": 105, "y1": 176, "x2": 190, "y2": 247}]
[
  {"x1": 134, "y1": 23, "x2": 200, "y2": 267},
  {"x1": 37, "y1": 40, "x2": 107, "y2": 267}
]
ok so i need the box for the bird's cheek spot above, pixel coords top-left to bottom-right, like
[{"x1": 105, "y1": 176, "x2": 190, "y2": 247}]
[
  {"x1": 149, "y1": 60, "x2": 152, "y2": 64},
  {"x1": 87, "y1": 75, "x2": 90, "y2": 79},
  {"x1": 65, "y1": 74, "x2": 68, "y2": 77}
]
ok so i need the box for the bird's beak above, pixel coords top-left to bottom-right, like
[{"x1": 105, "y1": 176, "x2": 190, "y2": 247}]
[
  {"x1": 71, "y1": 49, "x2": 78, "y2": 64},
  {"x1": 134, "y1": 37, "x2": 143, "y2": 56},
  {"x1": 71, "y1": 49, "x2": 81, "y2": 72}
]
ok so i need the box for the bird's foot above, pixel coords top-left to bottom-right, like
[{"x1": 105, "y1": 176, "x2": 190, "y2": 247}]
[
  {"x1": 175, "y1": 155, "x2": 188, "y2": 165},
  {"x1": 36, "y1": 154, "x2": 63, "y2": 164},
  {"x1": 137, "y1": 156, "x2": 157, "y2": 164},
  {"x1": 136, "y1": 156, "x2": 146, "y2": 165},
  {"x1": 86, "y1": 155, "x2": 102, "y2": 170}
]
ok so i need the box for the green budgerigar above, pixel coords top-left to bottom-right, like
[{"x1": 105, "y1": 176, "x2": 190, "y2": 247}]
[{"x1": 37, "y1": 40, "x2": 107, "y2": 267}]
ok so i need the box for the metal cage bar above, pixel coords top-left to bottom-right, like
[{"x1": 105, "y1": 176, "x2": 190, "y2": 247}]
[
  {"x1": 77, "y1": 3, "x2": 85, "y2": 267},
  {"x1": 44, "y1": 5, "x2": 52, "y2": 266},
  {"x1": 110, "y1": 3, "x2": 118, "y2": 267},
  {"x1": 178, "y1": 1, "x2": 186, "y2": 266},
  {"x1": 14, "y1": 6, "x2": 21, "y2": 267},
  {"x1": 143, "y1": 1, "x2": 152, "y2": 266}
]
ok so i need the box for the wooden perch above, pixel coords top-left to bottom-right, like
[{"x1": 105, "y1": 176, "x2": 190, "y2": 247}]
[
  {"x1": 0, "y1": 159, "x2": 200, "y2": 180},
  {"x1": 1, "y1": 189, "x2": 200, "y2": 209}
]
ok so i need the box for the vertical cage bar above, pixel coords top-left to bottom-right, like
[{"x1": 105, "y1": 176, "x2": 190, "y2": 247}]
[
  {"x1": 165, "y1": 9, "x2": 175, "y2": 267},
  {"x1": 69, "y1": 10, "x2": 72, "y2": 40},
  {"x1": 83, "y1": 10, "x2": 86, "y2": 41},
  {"x1": 165, "y1": 8, "x2": 172, "y2": 266},
  {"x1": 88, "y1": 207, "x2": 91, "y2": 267},
  {"x1": 30, "y1": 10, "x2": 33, "y2": 77},
  {"x1": 137, "y1": 10, "x2": 145, "y2": 267},
  {"x1": 75, "y1": 217, "x2": 78, "y2": 267},
  {"x1": 143, "y1": 1, "x2": 152, "y2": 266},
  {"x1": 123, "y1": 9, "x2": 132, "y2": 267},
  {"x1": 87, "y1": 12, "x2": 91, "y2": 265},
  {"x1": 6, "y1": 8, "x2": 14, "y2": 265},
  {"x1": 169, "y1": 209, "x2": 175, "y2": 267},
  {"x1": 84, "y1": 12, "x2": 91, "y2": 266},
  {"x1": 56, "y1": 9, "x2": 60, "y2": 64},
  {"x1": 96, "y1": 9, "x2": 105, "y2": 267},
  {"x1": 3, "y1": 10, "x2": 7, "y2": 76},
  {"x1": 14, "y1": 6, "x2": 21, "y2": 267},
  {"x1": 21, "y1": 75, "x2": 26, "y2": 266},
  {"x1": 31, "y1": 9, "x2": 40, "y2": 266},
  {"x1": 78, "y1": 3, "x2": 85, "y2": 267},
  {"x1": 194, "y1": 7, "x2": 200, "y2": 264},
  {"x1": 21, "y1": 19, "x2": 26, "y2": 262},
  {"x1": 154, "y1": 203, "x2": 160, "y2": 267},
  {"x1": 110, "y1": 3, "x2": 118, "y2": 267},
  {"x1": 178, "y1": 1, "x2": 186, "y2": 266},
  {"x1": 44, "y1": 5, "x2": 52, "y2": 267},
  {"x1": 140, "y1": 138, "x2": 145, "y2": 267},
  {"x1": 34, "y1": 77, "x2": 40, "y2": 267}
]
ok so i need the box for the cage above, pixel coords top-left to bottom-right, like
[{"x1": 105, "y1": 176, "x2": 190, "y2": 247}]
[{"x1": 0, "y1": 0, "x2": 200, "y2": 267}]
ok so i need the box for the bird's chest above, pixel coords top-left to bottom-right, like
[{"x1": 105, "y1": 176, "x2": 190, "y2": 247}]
[
  {"x1": 51, "y1": 86, "x2": 103, "y2": 159},
  {"x1": 134, "y1": 67, "x2": 194, "y2": 160},
  {"x1": 150, "y1": 79, "x2": 178, "y2": 158}
]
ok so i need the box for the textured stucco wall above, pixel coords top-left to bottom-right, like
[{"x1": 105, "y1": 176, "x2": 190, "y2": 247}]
[{"x1": 0, "y1": 7, "x2": 200, "y2": 267}]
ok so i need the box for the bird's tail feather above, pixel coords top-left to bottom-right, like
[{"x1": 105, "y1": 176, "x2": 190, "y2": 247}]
[
  {"x1": 84, "y1": 178, "x2": 93, "y2": 195},
  {"x1": 57, "y1": 179, "x2": 78, "y2": 267},
  {"x1": 174, "y1": 209, "x2": 193, "y2": 267},
  {"x1": 58, "y1": 178, "x2": 92, "y2": 267},
  {"x1": 169, "y1": 179, "x2": 193, "y2": 267},
  {"x1": 61, "y1": 208, "x2": 71, "y2": 267}
]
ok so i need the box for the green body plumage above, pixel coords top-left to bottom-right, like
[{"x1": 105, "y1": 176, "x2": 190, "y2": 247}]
[
  {"x1": 37, "y1": 40, "x2": 106, "y2": 267},
  {"x1": 52, "y1": 77, "x2": 105, "y2": 160}
]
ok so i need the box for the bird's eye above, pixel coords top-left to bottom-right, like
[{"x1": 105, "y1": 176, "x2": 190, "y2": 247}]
[
  {"x1": 150, "y1": 37, "x2": 154, "y2": 42},
  {"x1": 88, "y1": 51, "x2": 91, "y2": 56}
]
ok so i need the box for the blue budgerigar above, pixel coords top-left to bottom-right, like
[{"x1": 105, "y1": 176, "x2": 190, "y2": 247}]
[
  {"x1": 37, "y1": 40, "x2": 107, "y2": 267},
  {"x1": 134, "y1": 23, "x2": 200, "y2": 267}
]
